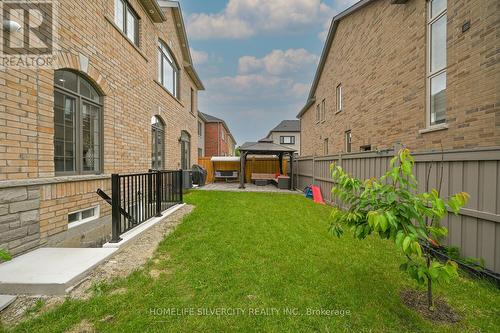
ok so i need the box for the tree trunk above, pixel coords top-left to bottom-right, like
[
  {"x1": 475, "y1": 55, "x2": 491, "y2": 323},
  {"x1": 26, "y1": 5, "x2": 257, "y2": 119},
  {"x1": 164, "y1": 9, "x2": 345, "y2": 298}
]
[{"x1": 426, "y1": 255, "x2": 434, "y2": 310}]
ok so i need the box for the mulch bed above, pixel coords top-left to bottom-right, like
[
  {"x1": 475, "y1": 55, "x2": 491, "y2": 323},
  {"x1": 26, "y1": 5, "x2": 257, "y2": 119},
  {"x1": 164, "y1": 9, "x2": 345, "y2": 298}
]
[{"x1": 400, "y1": 290, "x2": 461, "y2": 324}]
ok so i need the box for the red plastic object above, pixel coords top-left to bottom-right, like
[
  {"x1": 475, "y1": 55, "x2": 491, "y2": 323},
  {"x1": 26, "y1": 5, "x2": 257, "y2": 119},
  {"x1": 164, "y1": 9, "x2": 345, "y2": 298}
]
[{"x1": 311, "y1": 185, "x2": 325, "y2": 204}]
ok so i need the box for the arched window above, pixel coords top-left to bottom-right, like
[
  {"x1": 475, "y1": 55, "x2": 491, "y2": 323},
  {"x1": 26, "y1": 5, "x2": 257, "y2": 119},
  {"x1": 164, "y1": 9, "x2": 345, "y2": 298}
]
[
  {"x1": 158, "y1": 40, "x2": 179, "y2": 98},
  {"x1": 180, "y1": 131, "x2": 190, "y2": 170},
  {"x1": 151, "y1": 116, "x2": 165, "y2": 169},
  {"x1": 54, "y1": 70, "x2": 103, "y2": 174}
]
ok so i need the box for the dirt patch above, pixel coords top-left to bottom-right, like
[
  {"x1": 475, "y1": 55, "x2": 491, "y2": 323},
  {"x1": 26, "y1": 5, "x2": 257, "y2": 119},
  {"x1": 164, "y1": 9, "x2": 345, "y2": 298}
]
[
  {"x1": 400, "y1": 290, "x2": 461, "y2": 324},
  {"x1": 109, "y1": 287, "x2": 128, "y2": 296},
  {"x1": 0, "y1": 204, "x2": 194, "y2": 327},
  {"x1": 65, "y1": 319, "x2": 95, "y2": 333}
]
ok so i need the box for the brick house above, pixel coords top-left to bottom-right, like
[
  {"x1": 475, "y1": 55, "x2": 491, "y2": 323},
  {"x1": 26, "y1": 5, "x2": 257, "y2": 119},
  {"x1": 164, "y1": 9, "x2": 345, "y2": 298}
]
[
  {"x1": 199, "y1": 112, "x2": 236, "y2": 157},
  {"x1": 298, "y1": 0, "x2": 499, "y2": 156},
  {"x1": 0, "y1": 0, "x2": 204, "y2": 255},
  {"x1": 265, "y1": 120, "x2": 301, "y2": 155},
  {"x1": 197, "y1": 111, "x2": 206, "y2": 157}
]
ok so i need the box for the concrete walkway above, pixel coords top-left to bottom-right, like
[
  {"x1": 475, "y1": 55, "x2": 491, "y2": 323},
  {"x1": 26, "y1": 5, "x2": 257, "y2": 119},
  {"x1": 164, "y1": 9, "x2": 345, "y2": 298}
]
[
  {"x1": 0, "y1": 203, "x2": 187, "y2": 297},
  {"x1": 197, "y1": 182, "x2": 301, "y2": 193},
  {"x1": 0, "y1": 248, "x2": 117, "y2": 295}
]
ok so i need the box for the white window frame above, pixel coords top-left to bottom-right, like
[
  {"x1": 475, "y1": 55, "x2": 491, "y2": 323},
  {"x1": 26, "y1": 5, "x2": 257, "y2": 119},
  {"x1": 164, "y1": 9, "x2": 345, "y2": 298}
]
[
  {"x1": 190, "y1": 88, "x2": 195, "y2": 114},
  {"x1": 336, "y1": 84, "x2": 342, "y2": 113},
  {"x1": 158, "y1": 40, "x2": 180, "y2": 98},
  {"x1": 426, "y1": 0, "x2": 447, "y2": 128},
  {"x1": 345, "y1": 130, "x2": 352, "y2": 153},
  {"x1": 114, "y1": 0, "x2": 139, "y2": 46},
  {"x1": 321, "y1": 99, "x2": 326, "y2": 122},
  {"x1": 280, "y1": 136, "x2": 295, "y2": 144},
  {"x1": 324, "y1": 138, "x2": 329, "y2": 155},
  {"x1": 68, "y1": 206, "x2": 100, "y2": 229},
  {"x1": 315, "y1": 104, "x2": 320, "y2": 123}
]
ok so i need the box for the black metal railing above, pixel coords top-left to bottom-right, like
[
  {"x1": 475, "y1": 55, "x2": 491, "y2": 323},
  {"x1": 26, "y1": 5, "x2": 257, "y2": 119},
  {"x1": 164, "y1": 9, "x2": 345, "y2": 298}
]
[{"x1": 101, "y1": 169, "x2": 183, "y2": 243}]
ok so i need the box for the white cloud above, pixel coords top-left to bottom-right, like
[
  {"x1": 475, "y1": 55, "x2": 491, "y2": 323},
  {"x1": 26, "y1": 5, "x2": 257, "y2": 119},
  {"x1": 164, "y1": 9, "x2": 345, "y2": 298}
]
[
  {"x1": 238, "y1": 49, "x2": 319, "y2": 76},
  {"x1": 190, "y1": 48, "x2": 209, "y2": 65},
  {"x1": 187, "y1": 0, "x2": 335, "y2": 39},
  {"x1": 291, "y1": 82, "x2": 310, "y2": 96},
  {"x1": 318, "y1": 20, "x2": 332, "y2": 42},
  {"x1": 207, "y1": 74, "x2": 289, "y2": 97},
  {"x1": 186, "y1": 13, "x2": 253, "y2": 39}
]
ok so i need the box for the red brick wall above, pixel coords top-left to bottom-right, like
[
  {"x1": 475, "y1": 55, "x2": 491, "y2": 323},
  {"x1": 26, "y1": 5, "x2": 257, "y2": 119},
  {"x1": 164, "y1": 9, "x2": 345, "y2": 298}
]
[
  {"x1": 204, "y1": 123, "x2": 234, "y2": 157},
  {"x1": 204, "y1": 123, "x2": 220, "y2": 157}
]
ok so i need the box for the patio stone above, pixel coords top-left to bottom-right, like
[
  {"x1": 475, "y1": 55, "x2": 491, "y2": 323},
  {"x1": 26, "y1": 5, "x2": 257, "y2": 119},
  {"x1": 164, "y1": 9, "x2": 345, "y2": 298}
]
[{"x1": 196, "y1": 182, "x2": 302, "y2": 193}]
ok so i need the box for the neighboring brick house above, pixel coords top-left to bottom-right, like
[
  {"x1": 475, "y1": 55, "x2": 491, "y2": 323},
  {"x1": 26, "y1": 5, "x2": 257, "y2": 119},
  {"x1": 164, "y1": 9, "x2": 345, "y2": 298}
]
[
  {"x1": 265, "y1": 120, "x2": 301, "y2": 155},
  {"x1": 197, "y1": 111, "x2": 206, "y2": 157},
  {"x1": 200, "y1": 112, "x2": 236, "y2": 157},
  {"x1": 0, "y1": 0, "x2": 204, "y2": 255},
  {"x1": 298, "y1": 0, "x2": 499, "y2": 156}
]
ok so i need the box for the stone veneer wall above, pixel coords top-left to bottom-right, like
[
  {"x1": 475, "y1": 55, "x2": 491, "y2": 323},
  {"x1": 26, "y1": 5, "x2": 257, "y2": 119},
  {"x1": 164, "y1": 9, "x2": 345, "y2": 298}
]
[
  {"x1": 0, "y1": 186, "x2": 41, "y2": 255},
  {"x1": 0, "y1": 175, "x2": 111, "y2": 256}
]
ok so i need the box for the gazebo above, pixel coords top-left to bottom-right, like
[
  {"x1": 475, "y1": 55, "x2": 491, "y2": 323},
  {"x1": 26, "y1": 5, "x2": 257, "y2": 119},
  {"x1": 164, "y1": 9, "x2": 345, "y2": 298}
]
[{"x1": 239, "y1": 139, "x2": 296, "y2": 189}]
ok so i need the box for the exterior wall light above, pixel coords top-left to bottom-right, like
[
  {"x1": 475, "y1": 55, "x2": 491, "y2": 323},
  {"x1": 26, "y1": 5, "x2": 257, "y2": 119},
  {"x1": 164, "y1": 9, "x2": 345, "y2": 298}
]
[{"x1": 3, "y1": 20, "x2": 22, "y2": 32}]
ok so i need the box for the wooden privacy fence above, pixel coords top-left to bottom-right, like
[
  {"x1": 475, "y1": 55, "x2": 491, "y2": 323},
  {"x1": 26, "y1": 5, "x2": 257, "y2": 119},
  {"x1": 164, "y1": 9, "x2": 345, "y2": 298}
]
[
  {"x1": 198, "y1": 157, "x2": 287, "y2": 183},
  {"x1": 288, "y1": 147, "x2": 500, "y2": 274}
]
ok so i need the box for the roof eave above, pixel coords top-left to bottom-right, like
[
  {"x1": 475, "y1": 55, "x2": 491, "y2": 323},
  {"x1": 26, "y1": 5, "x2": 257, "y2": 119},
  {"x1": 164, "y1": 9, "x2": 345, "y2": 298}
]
[
  {"x1": 297, "y1": 97, "x2": 316, "y2": 118},
  {"x1": 184, "y1": 63, "x2": 205, "y2": 90},
  {"x1": 140, "y1": 0, "x2": 166, "y2": 22},
  {"x1": 298, "y1": 0, "x2": 379, "y2": 118},
  {"x1": 158, "y1": 1, "x2": 205, "y2": 90}
]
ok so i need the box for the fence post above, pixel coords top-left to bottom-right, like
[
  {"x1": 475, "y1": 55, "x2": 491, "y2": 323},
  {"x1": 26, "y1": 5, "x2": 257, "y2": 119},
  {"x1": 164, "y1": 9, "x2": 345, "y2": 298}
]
[
  {"x1": 110, "y1": 174, "x2": 122, "y2": 243},
  {"x1": 179, "y1": 169, "x2": 184, "y2": 203},
  {"x1": 312, "y1": 156, "x2": 316, "y2": 186},
  {"x1": 155, "y1": 171, "x2": 162, "y2": 217},
  {"x1": 295, "y1": 156, "x2": 300, "y2": 190},
  {"x1": 147, "y1": 169, "x2": 153, "y2": 204}
]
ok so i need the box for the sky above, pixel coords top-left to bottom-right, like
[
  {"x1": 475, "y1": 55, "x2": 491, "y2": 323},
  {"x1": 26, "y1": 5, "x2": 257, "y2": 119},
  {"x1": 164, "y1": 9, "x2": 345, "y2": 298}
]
[{"x1": 179, "y1": 0, "x2": 358, "y2": 144}]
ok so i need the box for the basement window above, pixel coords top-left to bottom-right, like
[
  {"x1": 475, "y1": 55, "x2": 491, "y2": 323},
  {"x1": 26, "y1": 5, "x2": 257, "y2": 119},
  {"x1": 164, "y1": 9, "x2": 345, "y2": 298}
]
[{"x1": 68, "y1": 206, "x2": 99, "y2": 228}]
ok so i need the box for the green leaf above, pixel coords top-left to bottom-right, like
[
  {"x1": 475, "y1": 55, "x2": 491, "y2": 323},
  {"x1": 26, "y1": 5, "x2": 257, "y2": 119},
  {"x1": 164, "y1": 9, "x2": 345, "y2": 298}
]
[
  {"x1": 395, "y1": 231, "x2": 405, "y2": 248},
  {"x1": 330, "y1": 225, "x2": 344, "y2": 238},
  {"x1": 402, "y1": 236, "x2": 411, "y2": 253},
  {"x1": 411, "y1": 241, "x2": 422, "y2": 257},
  {"x1": 355, "y1": 225, "x2": 364, "y2": 239},
  {"x1": 378, "y1": 214, "x2": 388, "y2": 232}
]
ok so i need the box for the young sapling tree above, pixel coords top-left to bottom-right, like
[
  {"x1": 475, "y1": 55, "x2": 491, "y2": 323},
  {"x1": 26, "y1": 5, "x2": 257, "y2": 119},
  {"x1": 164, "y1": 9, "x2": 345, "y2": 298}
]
[{"x1": 329, "y1": 149, "x2": 469, "y2": 310}]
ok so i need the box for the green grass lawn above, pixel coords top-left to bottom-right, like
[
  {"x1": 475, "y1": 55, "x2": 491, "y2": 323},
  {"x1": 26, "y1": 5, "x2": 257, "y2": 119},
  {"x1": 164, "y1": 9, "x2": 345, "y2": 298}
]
[{"x1": 4, "y1": 191, "x2": 499, "y2": 332}]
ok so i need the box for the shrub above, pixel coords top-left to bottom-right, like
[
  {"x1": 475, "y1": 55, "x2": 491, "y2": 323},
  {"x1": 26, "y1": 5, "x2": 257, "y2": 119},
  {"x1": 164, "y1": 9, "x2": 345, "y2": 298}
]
[
  {"x1": 329, "y1": 149, "x2": 469, "y2": 310},
  {"x1": 0, "y1": 248, "x2": 12, "y2": 262}
]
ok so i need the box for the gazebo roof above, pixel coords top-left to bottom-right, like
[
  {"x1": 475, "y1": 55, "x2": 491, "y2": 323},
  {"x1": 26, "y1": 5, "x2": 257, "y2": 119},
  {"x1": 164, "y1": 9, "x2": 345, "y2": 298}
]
[{"x1": 240, "y1": 141, "x2": 296, "y2": 154}]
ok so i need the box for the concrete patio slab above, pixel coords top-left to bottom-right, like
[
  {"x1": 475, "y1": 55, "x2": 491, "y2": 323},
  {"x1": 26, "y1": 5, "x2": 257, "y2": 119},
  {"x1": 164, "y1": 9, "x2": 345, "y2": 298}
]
[
  {"x1": 197, "y1": 182, "x2": 302, "y2": 193},
  {"x1": 0, "y1": 295, "x2": 17, "y2": 311},
  {"x1": 0, "y1": 248, "x2": 117, "y2": 295}
]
